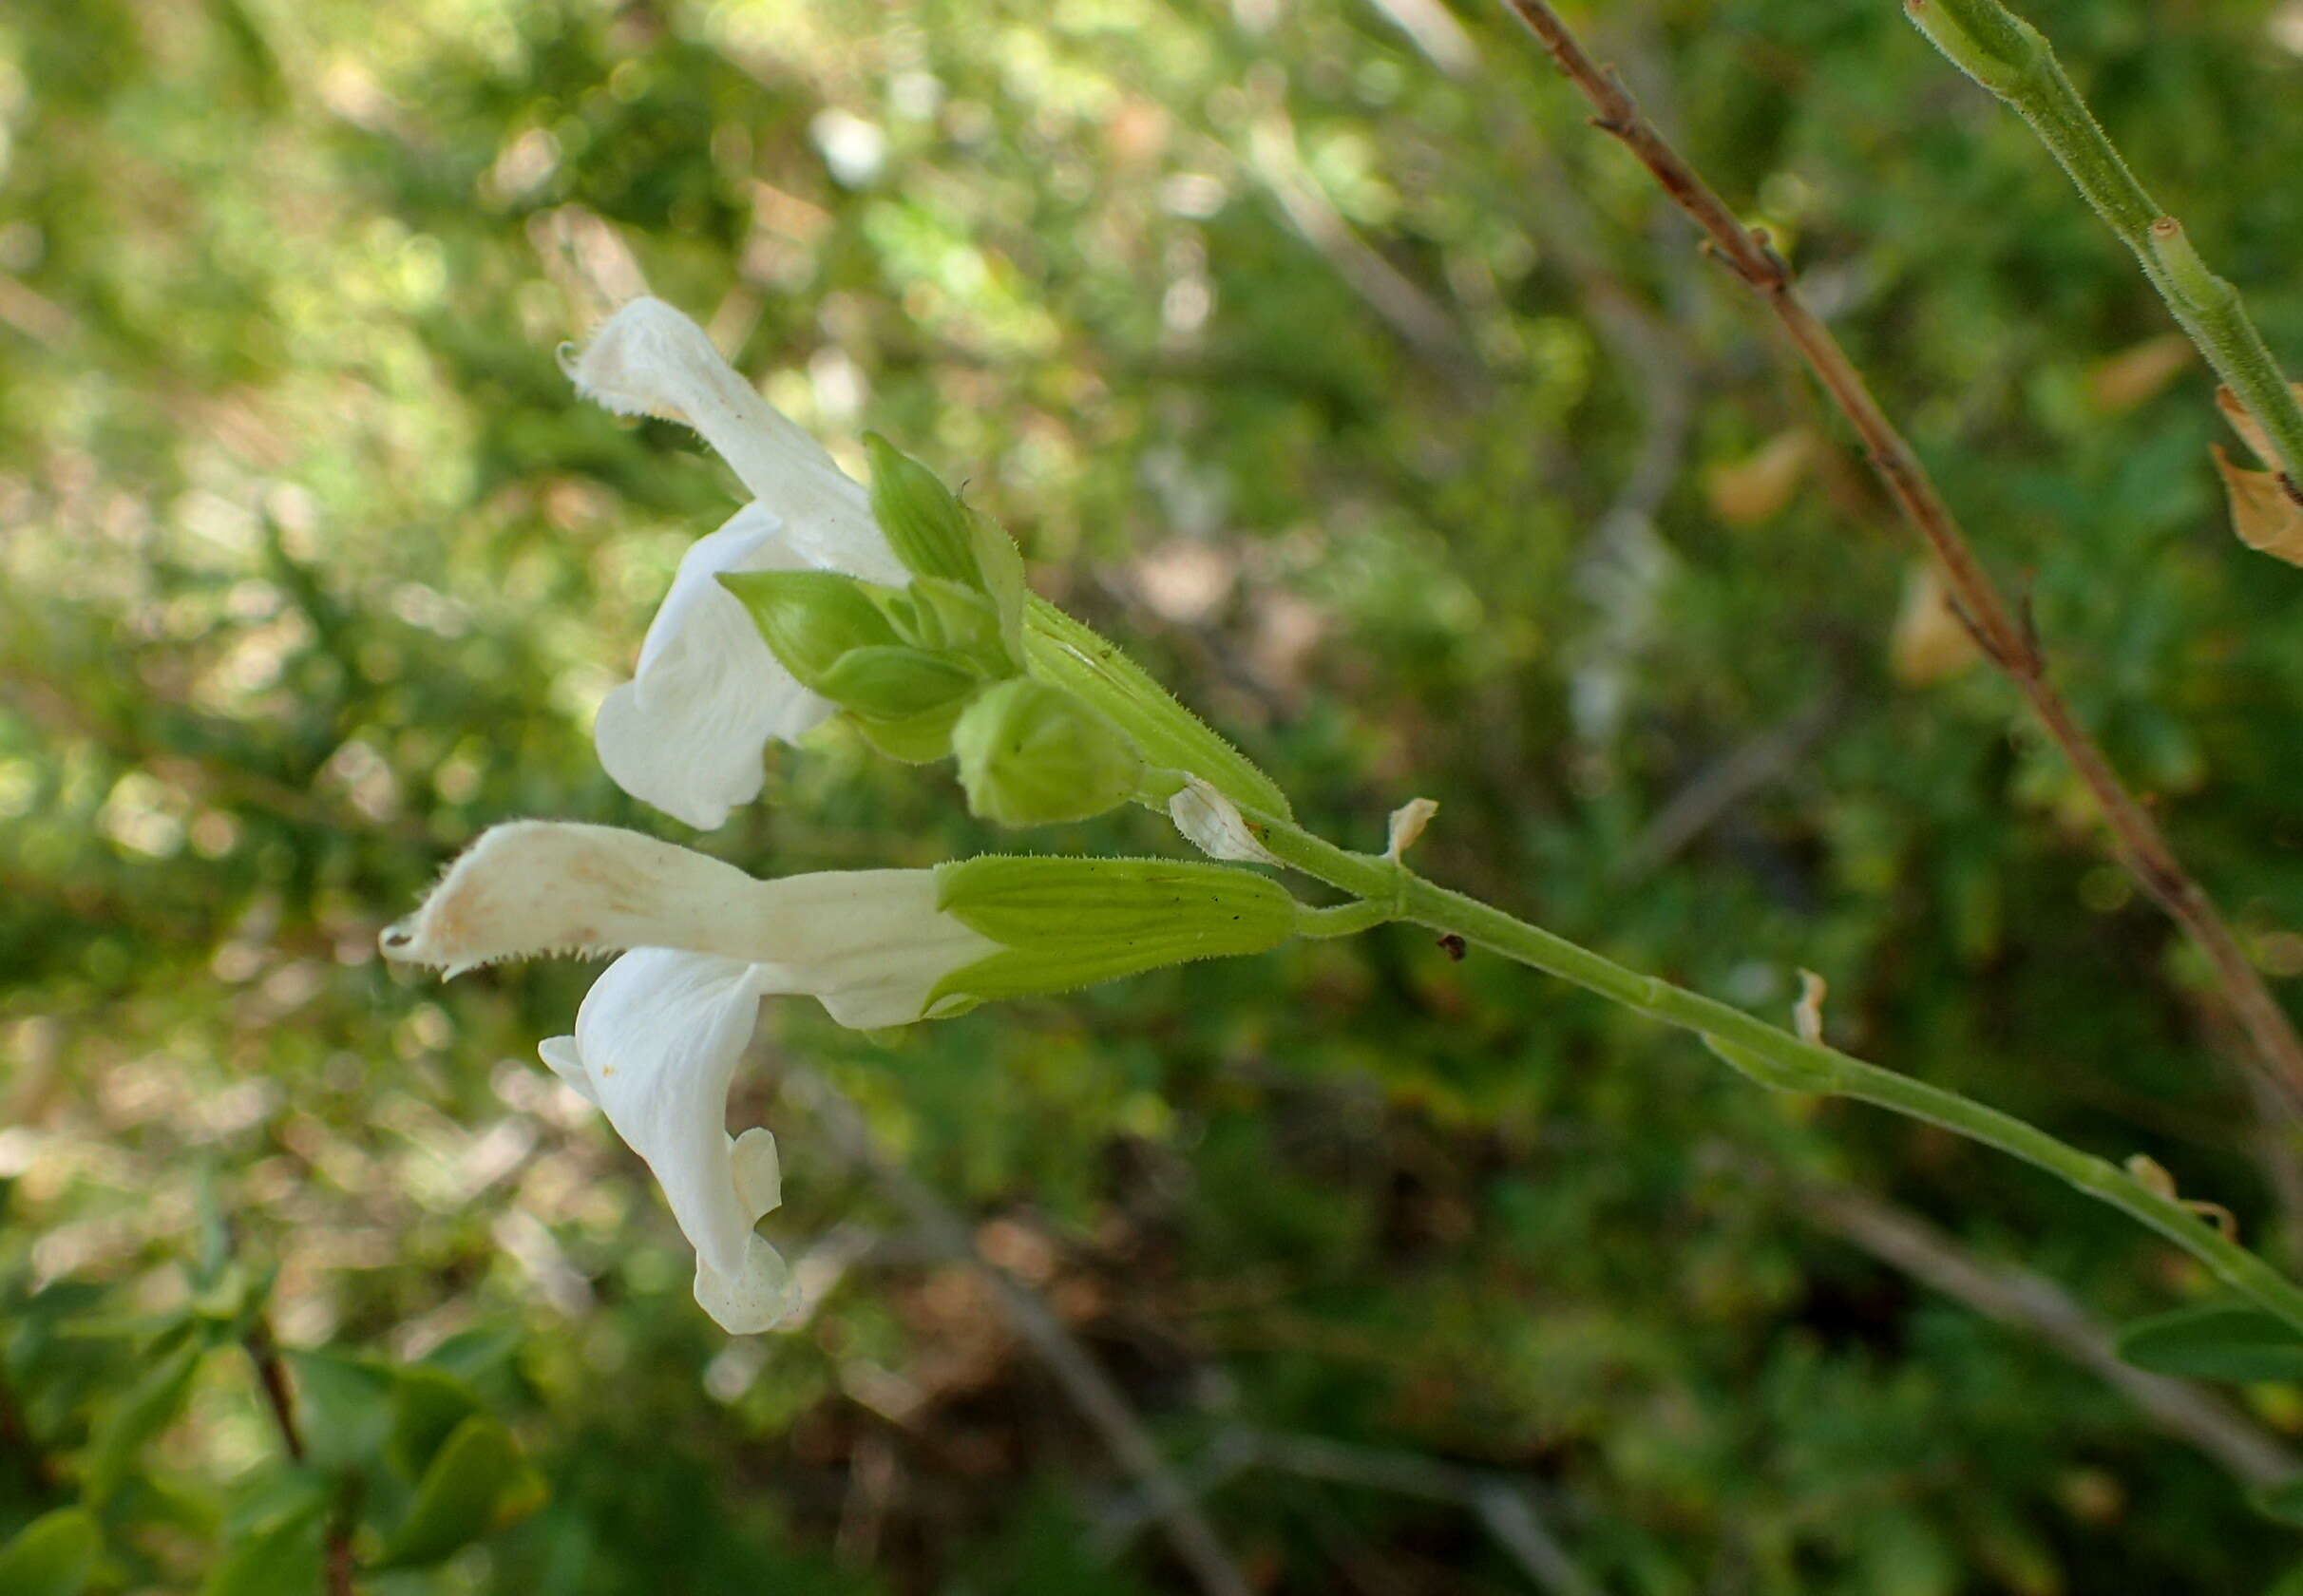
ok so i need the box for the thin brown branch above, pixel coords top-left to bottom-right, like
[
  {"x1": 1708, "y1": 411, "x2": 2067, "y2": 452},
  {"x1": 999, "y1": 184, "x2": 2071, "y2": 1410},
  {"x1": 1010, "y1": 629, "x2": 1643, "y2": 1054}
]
[
  {"x1": 792, "y1": 1073, "x2": 1254, "y2": 1596},
  {"x1": 1796, "y1": 1175, "x2": 2300, "y2": 1489},
  {"x1": 1495, "y1": 0, "x2": 2303, "y2": 1118},
  {"x1": 244, "y1": 1321, "x2": 357, "y2": 1596}
]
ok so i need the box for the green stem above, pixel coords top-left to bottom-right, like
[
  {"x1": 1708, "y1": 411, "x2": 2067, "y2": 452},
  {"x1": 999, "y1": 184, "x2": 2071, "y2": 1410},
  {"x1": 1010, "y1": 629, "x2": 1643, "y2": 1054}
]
[
  {"x1": 1905, "y1": 0, "x2": 2303, "y2": 484},
  {"x1": 1254, "y1": 814, "x2": 2303, "y2": 1333}
]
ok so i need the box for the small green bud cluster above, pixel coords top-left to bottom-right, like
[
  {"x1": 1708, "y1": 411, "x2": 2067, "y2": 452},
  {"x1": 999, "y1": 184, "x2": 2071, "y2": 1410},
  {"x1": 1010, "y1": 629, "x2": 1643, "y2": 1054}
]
[{"x1": 724, "y1": 437, "x2": 1173, "y2": 827}]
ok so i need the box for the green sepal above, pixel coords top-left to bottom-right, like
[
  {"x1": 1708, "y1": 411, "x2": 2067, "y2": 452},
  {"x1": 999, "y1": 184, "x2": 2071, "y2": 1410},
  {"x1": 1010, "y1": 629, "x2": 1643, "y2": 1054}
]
[
  {"x1": 968, "y1": 506, "x2": 1028, "y2": 664},
  {"x1": 719, "y1": 569, "x2": 901, "y2": 690},
  {"x1": 0, "y1": 1509, "x2": 102, "y2": 1596},
  {"x1": 951, "y1": 679, "x2": 1142, "y2": 827},
  {"x1": 852, "y1": 696, "x2": 977, "y2": 764},
  {"x1": 815, "y1": 645, "x2": 981, "y2": 720},
  {"x1": 866, "y1": 433, "x2": 979, "y2": 585},
  {"x1": 1021, "y1": 597, "x2": 1290, "y2": 820},
  {"x1": 931, "y1": 855, "x2": 1297, "y2": 1006},
  {"x1": 901, "y1": 577, "x2": 1011, "y2": 672}
]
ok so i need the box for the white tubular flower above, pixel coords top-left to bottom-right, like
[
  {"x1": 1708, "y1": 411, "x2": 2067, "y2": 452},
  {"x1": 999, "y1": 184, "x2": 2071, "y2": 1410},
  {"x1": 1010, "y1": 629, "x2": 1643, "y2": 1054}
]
[
  {"x1": 382, "y1": 821, "x2": 998, "y2": 1333},
  {"x1": 567, "y1": 297, "x2": 909, "y2": 830},
  {"x1": 383, "y1": 822, "x2": 1308, "y2": 1333}
]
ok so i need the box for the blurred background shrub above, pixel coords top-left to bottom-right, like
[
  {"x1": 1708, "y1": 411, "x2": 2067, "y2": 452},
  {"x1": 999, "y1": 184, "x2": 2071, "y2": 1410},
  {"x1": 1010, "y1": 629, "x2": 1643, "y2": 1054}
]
[{"x1": 6, "y1": 0, "x2": 2303, "y2": 1588}]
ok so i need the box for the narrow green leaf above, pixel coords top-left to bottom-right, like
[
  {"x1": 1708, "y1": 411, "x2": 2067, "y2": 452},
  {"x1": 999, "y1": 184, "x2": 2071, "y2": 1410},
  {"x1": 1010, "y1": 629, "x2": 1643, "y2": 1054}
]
[
  {"x1": 0, "y1": 1508, "x2": 102, "y2": 1596},
  {"x1": 372, "y1": 1415, "x2": 544, "y2": 1570},
  {"x1": 2254, "y1": 1476, "x2": 2303, "y2": 1529},
  {"x1": 86, "y1": 1334, "x2": 202, "y2": 1505},
  {"x1": 2115, "y1": 1303, "x2": 2303, "y2": 1382},
  {"x1": 199, "y1": 1496, "x2": 328, "y2": 1596},
  {"x1": 384, "y1": 1366, "x2": 483, "y2": 1482},
  {"x1": 283, "y1": 1351, "x2": 396, "y2": 1472}
]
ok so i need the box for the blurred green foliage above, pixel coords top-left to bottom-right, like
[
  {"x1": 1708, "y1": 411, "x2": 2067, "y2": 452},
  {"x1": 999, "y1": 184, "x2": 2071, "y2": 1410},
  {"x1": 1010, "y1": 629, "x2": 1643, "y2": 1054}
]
[{"x1": 6, "y1": 0, "x2": 2303, "y2": 1588}]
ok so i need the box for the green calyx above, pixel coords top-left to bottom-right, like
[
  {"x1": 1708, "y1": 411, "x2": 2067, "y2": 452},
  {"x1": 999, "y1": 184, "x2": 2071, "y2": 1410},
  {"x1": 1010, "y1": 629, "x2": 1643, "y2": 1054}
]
[
  {"x1": 1020, "y1": 598, "x2": 1291, "y2": 821},
  {"x1": 930, "y1": 855, "x2": 1300, "y2": 1010},
  {"x1": 951, "y1": 678, "x2": 1143, "y2": 827},
  {"x1": 719, "y1": 569, "x2": 902, "y2": 687},
  {"x1": 866, "y1": 434, "x2": 1029, "y2": 664}
]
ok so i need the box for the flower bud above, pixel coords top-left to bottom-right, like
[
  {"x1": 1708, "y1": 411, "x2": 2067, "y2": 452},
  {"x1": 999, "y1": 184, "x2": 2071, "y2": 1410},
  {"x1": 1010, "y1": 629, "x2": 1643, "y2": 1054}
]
[
  {"x1": 950, "y1": 679, "x2": 1143, "y2": 827},
  {"x1": 719, "y1": 569, "x2": 900, "y2": 690}
]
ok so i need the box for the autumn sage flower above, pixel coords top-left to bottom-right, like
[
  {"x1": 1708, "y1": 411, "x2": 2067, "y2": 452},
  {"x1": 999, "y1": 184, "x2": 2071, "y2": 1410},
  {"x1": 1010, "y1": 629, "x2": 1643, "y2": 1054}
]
[
  {"x1": 566, "y1": 297, "x2": 909, "y2": 829},
  {"x1": 382, "y1": 822, "x2": 1303, "y2": 1332}
]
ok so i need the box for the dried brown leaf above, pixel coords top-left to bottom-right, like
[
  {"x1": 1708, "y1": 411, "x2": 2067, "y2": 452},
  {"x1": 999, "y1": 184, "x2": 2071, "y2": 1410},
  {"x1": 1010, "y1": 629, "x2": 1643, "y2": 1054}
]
[
  {"x1": 1890, "y1": 564, "x2": 1982, "y2": 686},
  {"x1": 2215, "y1": 381, "x2": 2303, "y2": 466},
  {"x1": 2211, "y1": 444, "x2": 2303, "y2": 566},
  {"x1": 1704, "y1": 428, "x2": 1815, "y2": 527},
  {"x1": 2087, "y1": 333, "x2": 2191, "y2": 415}
]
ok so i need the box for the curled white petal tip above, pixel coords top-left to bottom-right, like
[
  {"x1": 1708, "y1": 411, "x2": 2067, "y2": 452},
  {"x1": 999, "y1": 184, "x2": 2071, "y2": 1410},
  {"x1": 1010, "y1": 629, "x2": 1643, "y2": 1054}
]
[
  {"x1": 695, "y1": 1232, "x2": 802, "y2": 1334},
  {"x1": 378, "y1": 820, "x2": 761, "y2": 972},
  {"x1": 1169, "y1": 776, "x2": 1281, "y2": 866}
]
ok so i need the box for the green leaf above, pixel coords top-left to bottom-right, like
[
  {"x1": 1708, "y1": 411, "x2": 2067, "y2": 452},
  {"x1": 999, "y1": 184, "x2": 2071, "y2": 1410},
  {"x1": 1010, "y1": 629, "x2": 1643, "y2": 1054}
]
[
  {"x1": 372, "y1": 1415, "x2": 546, "y2": 1570},
  {"x1": 2115, "y1": 1303, "x2": 2303, "y2": 1382},
  {"x1": 1020, "y1": 598, "x2": 1290, "y2": 821},
  {"x1": 0, "y1": 1508, "x2": 102, "y2": 1596},
  {"x1": 283, "y1": 1351, "x2": 396, "y2": 1472},
  {"x1": 385, "y1": 1366, "x2": 484, "y2": 1482},
  {"x1": 718, "y1": 569, "x2": 901, "y2": 690},
  {"x1": 2255, "y1": 1477, "x2": 2303, "y2": 1529},
  {"x1": 86, "y1": 1333, "x2": 203, "y2": 1505},
  {"x1": 865, "y1": 433, "x2": 978, "y2": 585},
  {"x1": 199, "y1": 1494, "x2": 328, "y2": 1596}
]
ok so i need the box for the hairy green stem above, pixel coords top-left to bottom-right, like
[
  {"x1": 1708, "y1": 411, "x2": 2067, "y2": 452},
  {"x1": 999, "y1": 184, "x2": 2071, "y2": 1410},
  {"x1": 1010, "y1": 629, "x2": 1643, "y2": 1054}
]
[
  {"x1": 1255, "y1": 815, "x2": 2303, "y2": 1333},
  {"x1": 1907, "y1": 0, "x2": 2303, "y2": 484}
]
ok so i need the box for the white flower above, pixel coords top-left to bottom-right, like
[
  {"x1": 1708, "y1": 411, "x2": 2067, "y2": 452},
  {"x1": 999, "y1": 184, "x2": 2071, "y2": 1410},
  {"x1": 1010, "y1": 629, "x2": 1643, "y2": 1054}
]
[
  {"x1": 568, "y1": 297, "x2": 909, "y2": 830},
  {"x1": 382, "y1": 821, "x2": 998, "y2": 1331}
]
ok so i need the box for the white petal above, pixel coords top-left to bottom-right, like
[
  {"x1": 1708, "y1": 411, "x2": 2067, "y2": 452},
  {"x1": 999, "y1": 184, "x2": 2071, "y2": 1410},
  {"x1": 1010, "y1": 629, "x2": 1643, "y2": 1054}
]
[
  {"x1": 567, "y1": 297, "x2": 905, "y2": 585},
  {"x1": 538, "y1": 1036, "x2": 600, "y2": 1105},
  {"x1": 381, "y1": 823, "x2": 999, "y2": 1028},
  {"x1": 731, "y1": 1127, "x2": 782, "y2": 1221},
  {"x1": 596, "y1": 504, "x2": 836, "y2": 830},
  {"x1": 567, "y1": 950, "x2": 776, "y2": 1293},
  {"x1": 694, "y1": 1231, "x2": 798, "y2": 1335},
  {"x1": 379, "y1": 822, "x2": 770, "y2": 971},
  {"x1": 745, "y1": 870, "x2": 999, "y2": 1028}
]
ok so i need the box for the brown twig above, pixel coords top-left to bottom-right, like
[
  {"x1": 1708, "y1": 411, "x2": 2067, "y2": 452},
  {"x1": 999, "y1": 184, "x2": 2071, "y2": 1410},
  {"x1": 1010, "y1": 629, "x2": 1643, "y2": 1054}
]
[
  {"x1": 244, "y1": 1321, "x2": 357, "y2": 1596},
  {"x1": 1794, "y1": 1174, "x2": 2299, "y2": 1489},
  {"x1": 1495, "y1": 0, "x2": 2303, "y2": 1118},
  {"x1": 791, "y1": 1073, "x2": 1254, "y2": 1596}
]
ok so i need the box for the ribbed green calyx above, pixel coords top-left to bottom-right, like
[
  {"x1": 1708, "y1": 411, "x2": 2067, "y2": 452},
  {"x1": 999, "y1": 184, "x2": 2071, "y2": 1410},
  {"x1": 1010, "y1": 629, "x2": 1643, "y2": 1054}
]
[
  {"x1": 1021, "y1": 598, "x2": 1291, "y2": 821},
  {"x1": 931, "y1": 856, "x2": 1298, "y2": 1009}
]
